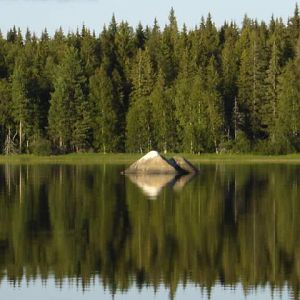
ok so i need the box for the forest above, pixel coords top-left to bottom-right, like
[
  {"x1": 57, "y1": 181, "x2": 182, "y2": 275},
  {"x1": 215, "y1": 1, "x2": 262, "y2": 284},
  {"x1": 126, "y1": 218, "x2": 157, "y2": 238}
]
[{"x1": 1, "y1": 7, "x2": 300, "y2": 154}]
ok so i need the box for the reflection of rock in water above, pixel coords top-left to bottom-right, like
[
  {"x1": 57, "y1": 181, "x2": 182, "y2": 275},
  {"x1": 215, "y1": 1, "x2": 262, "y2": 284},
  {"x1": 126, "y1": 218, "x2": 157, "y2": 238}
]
[
  {"x1": 173, "y1": 174, "x2": 195, "y2": 192},
  {"x1": 127, "y1": 173, "x2": 196, "y2": 199},
  {"x1": 127, "y1": 174, "x2": 176, "y2": 199}
]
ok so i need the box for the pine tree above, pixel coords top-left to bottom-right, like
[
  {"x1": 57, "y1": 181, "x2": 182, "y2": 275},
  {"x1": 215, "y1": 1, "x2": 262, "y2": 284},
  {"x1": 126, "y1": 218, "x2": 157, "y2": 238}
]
[
  {"x1": 288, "y1": 4, "x2": 300, "y2": 47},
  {"x1": 250, "y1": 25, "x2": 269, "y2": 140},
  {"x1": 126, "y1": 48, "x2": 154, "y2": 152},
  {"x1": 150, "y1": 70, "x2": 174, "y2": 153},
  {"x1": 11, "y1": 55, "x2": 31, "y2": 153},
  {"x1": 275, "y1": 38, "x2": 300, "y2": 153},
  {"x1": 276, "y1": 61, "x2": 300, "y2": 152},
  {"x1": 158, "y1": 9, "x2": 179, "y2": 85},
  {"x1": 48, "y1": 46, "x2": 88, "y2": 152},
  {"x1": 79, "y1": 26, "x2": 99, "y2": 79},
  {"x1": 146, "y1": 18, "x2": 161, "y2": 73},
  {"x1": 174, "y1": 75, "x2": 193, "y2": 152},
  {"x1": 221, "y1": 23, "x2": 239, "y2": 139},
  {"x1": 264, "y1": 40, "x2": 281, "y2": 142},
  {"x1": 189, "y1": 73, "x2": 208, "y2": 153},
  {"x1": 0, "y1": 79, "x2": 13, "y2": 152},
  {"x1": 204, "y1": 57, "x2": 224, "y2": 152},
  {"x1": 72, "y1": 88, "x2": 91, "y2": 152},
  {"x1": 89, "y1": 67, "x2": 117, "y2": 153},
  {"x1": 135, "y1": 22, "x2": 146, "y2": 49}
]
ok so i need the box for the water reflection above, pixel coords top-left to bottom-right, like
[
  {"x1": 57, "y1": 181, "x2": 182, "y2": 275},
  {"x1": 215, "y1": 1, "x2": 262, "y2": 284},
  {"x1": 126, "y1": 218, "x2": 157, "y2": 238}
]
[
  {"x1": 126, "y1": 173, "x2": 195, "y2": 198},
  {"x1": 0, "y1": 164, "x2": 300, "y2": 299}
]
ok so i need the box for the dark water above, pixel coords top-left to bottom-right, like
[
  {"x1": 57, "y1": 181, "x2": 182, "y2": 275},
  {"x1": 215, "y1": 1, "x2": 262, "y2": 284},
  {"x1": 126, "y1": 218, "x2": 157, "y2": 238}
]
[{"x1": 0, "y1": 163, "x2": 299, "y2": 299}]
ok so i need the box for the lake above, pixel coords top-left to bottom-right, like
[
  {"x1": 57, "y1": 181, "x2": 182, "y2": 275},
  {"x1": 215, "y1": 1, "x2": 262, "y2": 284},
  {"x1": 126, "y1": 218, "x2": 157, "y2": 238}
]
[{"x1": 0, "y1": 163, "x2": 299, "y2": 300}]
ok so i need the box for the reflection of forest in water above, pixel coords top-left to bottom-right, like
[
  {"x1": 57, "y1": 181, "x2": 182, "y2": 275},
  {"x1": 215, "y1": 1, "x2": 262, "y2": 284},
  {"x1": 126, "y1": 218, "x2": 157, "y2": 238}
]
[{"x1": 0, "y1": 164, "x2": 300, "y2": 299}]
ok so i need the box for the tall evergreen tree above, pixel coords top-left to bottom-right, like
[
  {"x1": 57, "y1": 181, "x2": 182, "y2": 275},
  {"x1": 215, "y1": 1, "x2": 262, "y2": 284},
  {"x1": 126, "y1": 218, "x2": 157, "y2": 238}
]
[
  {"x1": 221, "y1": 23, "x2": 239, "y2": 139},
  {"x1": 150, "y1": 70, "x2": 174, "y2": 153},
  {"x1": 89, "y1": 67, "x2": 117, "y2": 153},
  {"x1": 48, "y1": 46, "x2": 88, "y2": 152},
  {"x1": 264, "y1": 39, "x2": 282, "y2": 142},
  {"x1": 126, "y1": 48, "x2": 154, "y2": 152},
  {"x1": 204, "y1": 57, "x2": 224, "y2": 152},
  {"x1": 11, "y1": 55, "x2": 31, "y2": 153},
  {"x1": 276, "y1": 60, "x2": 300, "y2": 152}
]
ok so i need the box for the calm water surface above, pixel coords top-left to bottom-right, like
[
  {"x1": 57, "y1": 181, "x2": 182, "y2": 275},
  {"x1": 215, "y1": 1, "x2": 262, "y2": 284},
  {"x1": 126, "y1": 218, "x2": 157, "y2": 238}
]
[{"x1": 0, "y1": 163, "x2": 299, "y2": 299}]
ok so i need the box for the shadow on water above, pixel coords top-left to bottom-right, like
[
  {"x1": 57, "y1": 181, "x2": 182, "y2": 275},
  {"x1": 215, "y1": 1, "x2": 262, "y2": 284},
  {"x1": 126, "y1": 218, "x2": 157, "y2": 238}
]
[{"x1": 0, "y1": 163, "x2": 300, "y2": 299}]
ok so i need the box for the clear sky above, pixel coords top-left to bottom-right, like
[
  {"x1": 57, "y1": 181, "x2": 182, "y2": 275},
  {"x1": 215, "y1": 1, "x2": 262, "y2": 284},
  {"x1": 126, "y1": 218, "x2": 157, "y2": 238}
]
[{"x1": 0, "y1": 0, "x2": 298, "y2": 36}]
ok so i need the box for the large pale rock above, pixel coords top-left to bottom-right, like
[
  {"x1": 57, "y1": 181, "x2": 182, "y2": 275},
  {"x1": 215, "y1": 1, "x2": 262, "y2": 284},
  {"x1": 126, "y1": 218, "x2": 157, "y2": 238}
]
[
  {"x1": 124, "y1": 151, "x2": 182, "y2": 174},
  {"x1": 170, "y1": 156, "x2": 199, "y2": 174},
  {"x1": 123, "y1": 151, "x2": 199, "y2": 175}
]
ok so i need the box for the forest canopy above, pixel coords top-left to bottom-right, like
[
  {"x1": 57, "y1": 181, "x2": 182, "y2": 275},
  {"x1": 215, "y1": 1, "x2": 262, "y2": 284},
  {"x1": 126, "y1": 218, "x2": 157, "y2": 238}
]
[{"x1": 1, "y1": 7, "x2": 300, "y2": 154}]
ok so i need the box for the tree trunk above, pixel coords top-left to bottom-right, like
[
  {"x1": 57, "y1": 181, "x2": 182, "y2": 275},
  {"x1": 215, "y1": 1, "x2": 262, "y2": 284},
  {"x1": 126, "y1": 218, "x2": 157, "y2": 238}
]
[
  {"x1": 59, "y1": 136, "x2": 63, "y2": 150},
  {"x1": 19, "y1": 120, "x2": 22, "y2": 153}
]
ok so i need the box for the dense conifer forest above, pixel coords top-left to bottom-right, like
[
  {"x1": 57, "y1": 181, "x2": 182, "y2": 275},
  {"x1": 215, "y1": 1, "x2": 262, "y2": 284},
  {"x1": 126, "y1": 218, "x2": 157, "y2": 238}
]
[{"x1": 1, "y1": 7, "x2": 300, "y2": 154}]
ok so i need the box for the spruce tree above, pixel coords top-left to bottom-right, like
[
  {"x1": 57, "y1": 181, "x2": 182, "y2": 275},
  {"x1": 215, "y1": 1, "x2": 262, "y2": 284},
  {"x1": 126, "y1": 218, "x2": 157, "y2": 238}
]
[
  {"x1": 276, "y1": 61, "x2": 300, "y2": 152},
  {"x1": 11, "y1": 55, "x2": 31, "y2": 153},
  {"x1": 89, "y1": 67, "x2": 117, "y2": 153},
  {"x1": 264, "y1": 40, "x2": 281, "y2": 142},
  {"x1": 150, "y1": 70, "x2": 174, "y2": 153},
  {"x1": 48, "y1": 46, "x2": 88, "y2": 152},
  {"x1": 204, "y1": 57, "x2": 224, "y2": 152},
  {"x1": 221, "y1": 23, "x2": 239, "y2": 139},
  {"x1": 126, "y1": 48, "x2": 154, "y2": 152}
]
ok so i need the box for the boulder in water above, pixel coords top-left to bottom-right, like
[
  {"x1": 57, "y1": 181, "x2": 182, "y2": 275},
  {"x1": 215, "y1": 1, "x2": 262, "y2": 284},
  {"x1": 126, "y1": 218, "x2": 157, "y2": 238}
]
[
  {"x1": 170, "y1": 156, "x2": 199, "y2": 174},
  {"x1": 123, "y1": 151, "x2": 198, "y2": 174},
  {"x1": 124, "y1": 151, "x2": 181, "y2": 174}
]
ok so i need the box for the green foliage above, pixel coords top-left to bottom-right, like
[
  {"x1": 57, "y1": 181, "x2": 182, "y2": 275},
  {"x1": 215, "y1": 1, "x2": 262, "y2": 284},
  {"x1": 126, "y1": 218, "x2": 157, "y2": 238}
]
[
  {"x1": 276, "y1": 60, "x2": 300, "y2": 152},
  {"x1": 30, "y1": 137, "x2": 51, "y2": 155},
  {"x1": 150, "y1": 71, "x2": 175, "y2": 153},
  {"x1": 89, "y1": 67, "x2": 117, "y2": 153},
  {"x1": 48, "y1": 46, "x2": 90, "y2": 152},
  {"x1": 232, "y1": 131, "x2": 251, "y2": 153},
  {"x1": 0, "y1": 9, "x2": 300, "y2": 154}
]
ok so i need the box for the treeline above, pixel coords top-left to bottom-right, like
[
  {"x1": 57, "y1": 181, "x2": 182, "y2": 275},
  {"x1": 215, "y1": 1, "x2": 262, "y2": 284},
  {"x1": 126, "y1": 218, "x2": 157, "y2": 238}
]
[
  {"x1": 2, "y1": 7, "x2": 300, "y2": 154},
  {"x1": 1, "y1": 164, "x2": 300, "y2": 299}
]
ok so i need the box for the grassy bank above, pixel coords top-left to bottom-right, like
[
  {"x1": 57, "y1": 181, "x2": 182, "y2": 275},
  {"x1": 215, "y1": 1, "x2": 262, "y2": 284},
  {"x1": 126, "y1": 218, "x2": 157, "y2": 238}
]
[{"x1": 2, "y1": 153, "x2": 300, "y2": 164}]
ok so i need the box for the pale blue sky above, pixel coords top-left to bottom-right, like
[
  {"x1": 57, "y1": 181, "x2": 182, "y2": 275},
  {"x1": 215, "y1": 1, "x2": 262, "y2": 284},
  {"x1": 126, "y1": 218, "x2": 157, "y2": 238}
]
[{"x1": 0, "y1": 0, "x2": 298, "y2": 36}]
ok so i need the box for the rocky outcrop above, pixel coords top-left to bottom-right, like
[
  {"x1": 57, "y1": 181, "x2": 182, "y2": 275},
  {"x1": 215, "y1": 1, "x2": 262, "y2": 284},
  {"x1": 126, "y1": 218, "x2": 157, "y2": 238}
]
[
  {"x1": 123, "y1": 151, "x2": 198, "y2": 174},
  {"x1": 170, "y1": 156, "x2": 199, "y2": 174},
  {"x1": 124, "y1": 151, "x2": 180, "y2": 174}
]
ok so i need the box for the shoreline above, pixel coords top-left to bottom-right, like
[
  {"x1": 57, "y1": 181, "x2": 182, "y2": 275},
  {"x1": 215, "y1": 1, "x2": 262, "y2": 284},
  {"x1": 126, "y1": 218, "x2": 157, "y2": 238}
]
[{"x1": 2, "y1": 153, "x2": 300, "y2": 164}]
